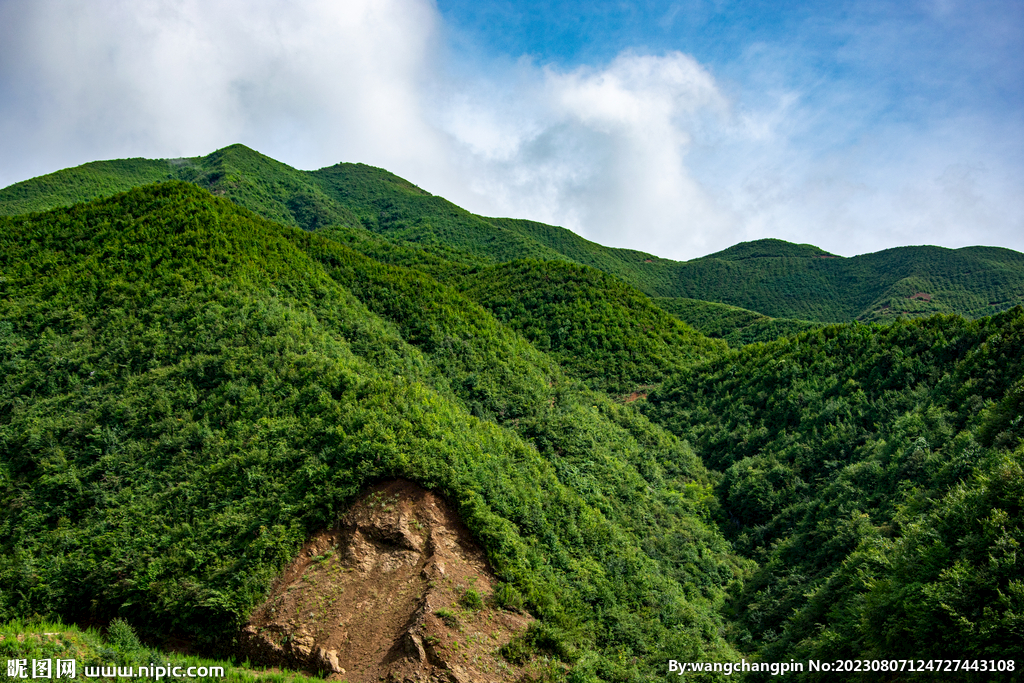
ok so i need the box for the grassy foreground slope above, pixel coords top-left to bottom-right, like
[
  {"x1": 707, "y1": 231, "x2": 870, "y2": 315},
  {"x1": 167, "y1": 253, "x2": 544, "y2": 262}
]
[
  {"x1": 3, "y1": 146, "x2": 1023, "y2": 326},
  {"x1": 0, "y1": 183, "x2": 745, "y2": 680},
  {"x1": 641, "y1": 312, "x2": 1024, "y2": 676},
  {"x1": 0, "y1": 618, "x2": 312, "y2": 682}
]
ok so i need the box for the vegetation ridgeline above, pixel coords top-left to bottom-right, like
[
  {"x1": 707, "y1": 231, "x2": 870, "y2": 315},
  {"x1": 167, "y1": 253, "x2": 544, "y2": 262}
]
[
  {"x1": 653, "y1": 297, "x2": 822, "y2": 347},
  {"x1": 3, "y1": 146, "x2": 1023, "y2": 326}
]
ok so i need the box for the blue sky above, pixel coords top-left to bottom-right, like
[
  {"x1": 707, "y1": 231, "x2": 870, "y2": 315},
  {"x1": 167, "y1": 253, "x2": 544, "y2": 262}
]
[{"x1": 1, "y1": 0, "x2": 1021, "y2": 259}]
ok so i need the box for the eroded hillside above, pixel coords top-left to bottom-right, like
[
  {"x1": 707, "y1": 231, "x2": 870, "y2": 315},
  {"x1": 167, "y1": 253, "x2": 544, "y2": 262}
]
[{"x1": 243, "y1": 480, "x2": 531, "y2": 682}]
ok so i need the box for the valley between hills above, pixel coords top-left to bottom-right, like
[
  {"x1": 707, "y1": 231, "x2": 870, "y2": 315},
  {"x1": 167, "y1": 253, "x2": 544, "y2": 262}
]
[{"x1": 0, "y1": 146, "x2": 1021, "y2": 681}]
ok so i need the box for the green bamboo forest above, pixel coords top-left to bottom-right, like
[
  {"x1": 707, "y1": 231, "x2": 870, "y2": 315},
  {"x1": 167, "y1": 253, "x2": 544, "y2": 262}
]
[{"x1": 1, "y1": 145, "x2": 1022, "y2": 681}]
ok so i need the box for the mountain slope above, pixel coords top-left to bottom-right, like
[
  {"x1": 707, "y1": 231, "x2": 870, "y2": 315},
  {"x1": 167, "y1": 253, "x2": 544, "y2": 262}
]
[
  {"x1": 4, "y1": 146, "x2": 1023, "y2": 326},
  {"x1": 462, "y1": 259, "x2": 725, "y2": 392},
  {"x1": 641, "y1": 311, "x2": 1024, "y2": 671},
  {"x1": 4, "y1": 156, "x2": 1024, "y2": 680},
  {"x1": 0, "y1": 158, "x2": 175, "y2": 216},
  {"x1": 0, "y1": 183, "x2": 744, "y2": 678},
  {"x1": 662, "y1": 240, "x2": 1024, "y2": 322},
  {"x1": 653, "y1": 297, "x2": 823, "y2": 346}
]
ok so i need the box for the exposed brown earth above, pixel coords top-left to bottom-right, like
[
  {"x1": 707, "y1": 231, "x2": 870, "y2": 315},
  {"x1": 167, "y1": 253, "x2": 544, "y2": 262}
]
[
  {"x1": 241, "y1": 480, "x2": 533, "y2": 683},
  {"x1": 622, "y1": 384, "x2": 656, "y2": 404}
]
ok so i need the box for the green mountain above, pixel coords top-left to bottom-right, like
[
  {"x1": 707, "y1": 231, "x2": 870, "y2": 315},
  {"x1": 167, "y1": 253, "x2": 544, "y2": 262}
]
[
  {"x1": 2, "y1": 149, "x2": 1024, "y2": 681},
  {"x1": 461, "y1": 259, "x2": 726, "y2": 393},
  {"x1": 0, "y1": 183, "x2": 743, "y2": 679},
  {"x1": 670, "y1": 240, "x2": 1024, "y2": 322},
  {"x1": 4, "y1": 145, "x2": 1022, "y2": 328},
  {"x1": 642, "y1": 313, "x2": 1024, "y2": 671},
  {"x1": 704, "y1": 239, "x2": 834, "y2": 260}
]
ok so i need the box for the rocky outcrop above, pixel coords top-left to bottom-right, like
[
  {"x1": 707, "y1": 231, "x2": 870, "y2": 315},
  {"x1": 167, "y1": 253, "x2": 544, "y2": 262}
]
[{"x1": 241, "y1": 480, "x2": 531, "y2": 682}]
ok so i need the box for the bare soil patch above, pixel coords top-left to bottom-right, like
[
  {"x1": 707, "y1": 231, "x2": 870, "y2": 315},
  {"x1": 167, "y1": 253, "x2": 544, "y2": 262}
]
[{"x1": 241, "y1": 480, "x2": 532, "y2": 682}]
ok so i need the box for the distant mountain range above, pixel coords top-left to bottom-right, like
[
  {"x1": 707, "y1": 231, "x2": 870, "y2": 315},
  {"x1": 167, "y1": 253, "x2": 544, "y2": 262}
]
[{"x1": 3, "y1": 144, "x2": 1022, "y2": 329}]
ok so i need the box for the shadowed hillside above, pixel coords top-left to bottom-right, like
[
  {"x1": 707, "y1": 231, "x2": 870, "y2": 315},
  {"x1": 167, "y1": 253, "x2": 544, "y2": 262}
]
[
  {"x1": 462, "y1": 259, "x2": 725, "y2": 392},
  {"x1": 642, "y1": 311, "x2": 1024, "y2": 675}
]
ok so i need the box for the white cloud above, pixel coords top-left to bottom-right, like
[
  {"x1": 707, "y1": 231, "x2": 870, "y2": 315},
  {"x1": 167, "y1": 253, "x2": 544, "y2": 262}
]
[
  {"x1": 2, "y1": 0, "x2": 1022, "y2": 261},
  {"x1": 718, "y1": 106, "x2": 1024, "y2": 257},
  {"x1": 436, "y1": 52, "x2": 742, "y2": 258},
  {"x1": 0, "y1": 2, "x2": 749, "y2": 259},
  {"x1": 0, "y1": 0, "x2": 449, "y2": 183}
]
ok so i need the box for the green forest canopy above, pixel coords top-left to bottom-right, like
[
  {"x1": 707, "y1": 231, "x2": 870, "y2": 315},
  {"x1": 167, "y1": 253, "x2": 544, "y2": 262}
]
[
  {"x1": 0, "y1": 183, "x2": 744, "y2": 681},
  {"x1": 0, "y1": 158, "x2": 1022, "y2": 681}
]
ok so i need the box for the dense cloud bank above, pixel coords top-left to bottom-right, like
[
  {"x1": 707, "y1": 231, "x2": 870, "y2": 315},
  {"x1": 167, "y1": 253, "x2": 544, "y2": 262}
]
[{"x1": 1, "y1": 0, "x2": 1022, "y2": 258}]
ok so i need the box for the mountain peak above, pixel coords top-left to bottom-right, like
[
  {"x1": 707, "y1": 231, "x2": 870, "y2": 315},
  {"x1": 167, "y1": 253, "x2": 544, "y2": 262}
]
[{"x1": 701, "y1": 238, "x2": 838, "y2": 261}]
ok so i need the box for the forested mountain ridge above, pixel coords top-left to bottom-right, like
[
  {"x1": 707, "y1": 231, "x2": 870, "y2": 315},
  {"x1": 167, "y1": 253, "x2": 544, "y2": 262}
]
[
  {"x1": 0, "y1": 182, "x2": 745, "y2": 680},
  {"x1": 653, "y1": 297, "x2": 823, "y2": 346},
  {"x1": 642, "y1": 312, "x2": 1024, "y2": 675},
  {"x1": 673, "y1": 240, "x2": 1024, "y2": 322},
  {"x1": 3, "y1": 145, "x2": 1023, "y2": 326},
  {"x1": 1, "y1": 154, "x2": 1023, "y2": 681},
  {"x1": 461, "y1": 259, "x2": 727, "y2": 393}
]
